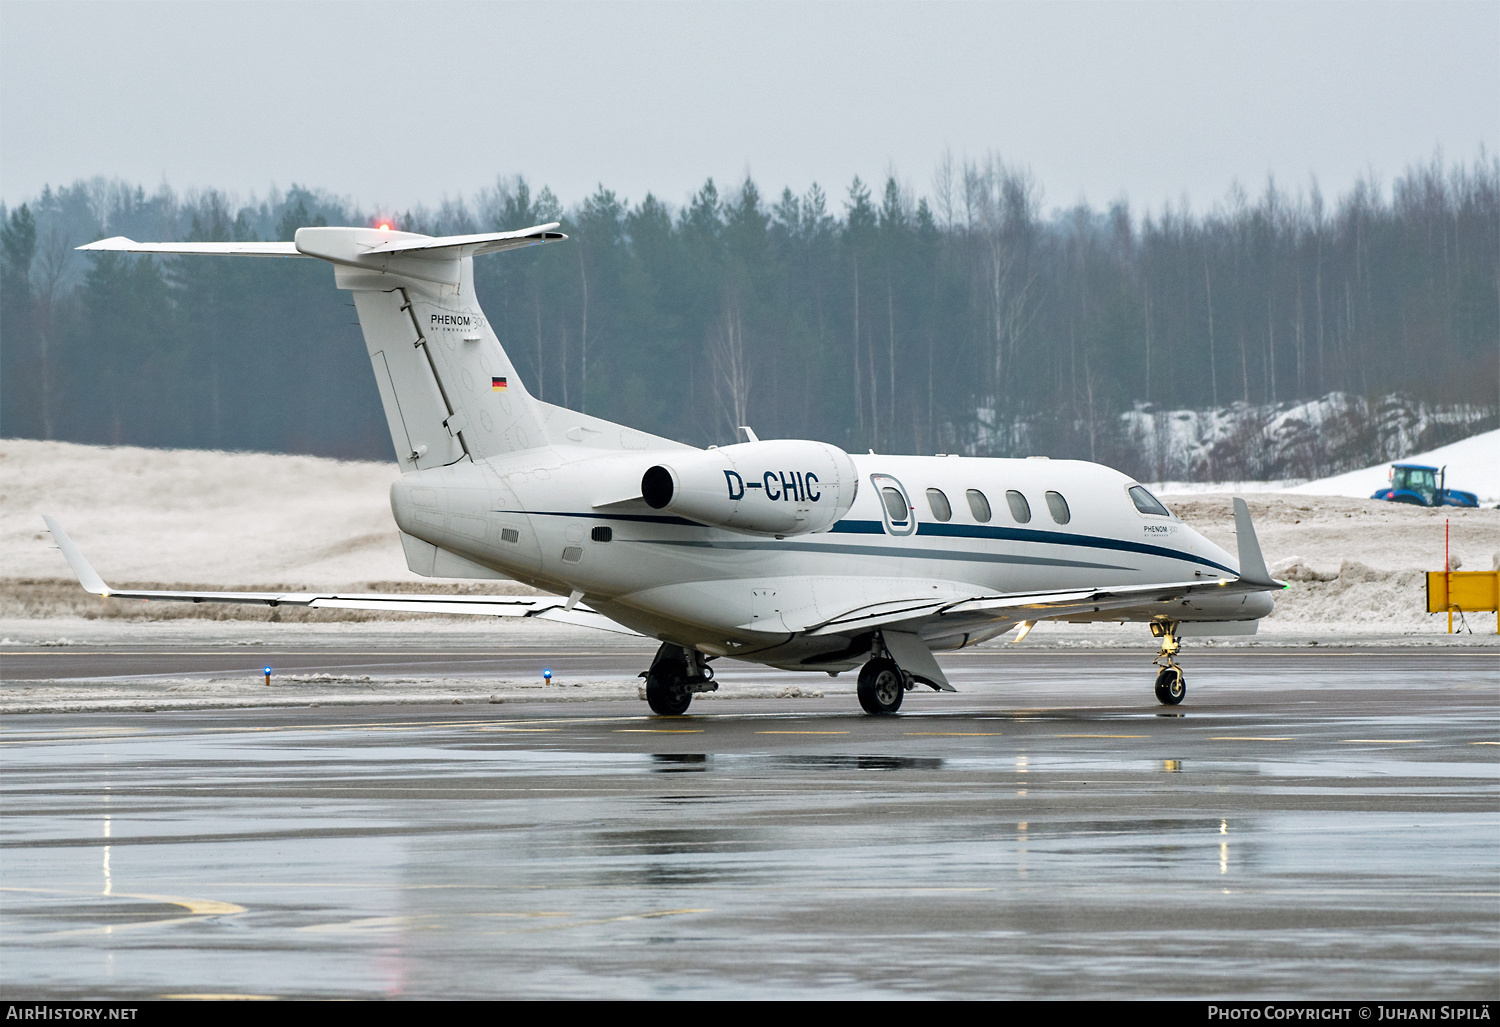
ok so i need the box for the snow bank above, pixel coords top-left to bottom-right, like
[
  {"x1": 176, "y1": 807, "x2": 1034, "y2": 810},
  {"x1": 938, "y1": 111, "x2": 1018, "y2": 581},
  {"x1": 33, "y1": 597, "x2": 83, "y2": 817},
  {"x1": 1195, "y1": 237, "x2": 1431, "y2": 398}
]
[{"x1": 1, "y1": 438, "x2": 480, "y2": 587}]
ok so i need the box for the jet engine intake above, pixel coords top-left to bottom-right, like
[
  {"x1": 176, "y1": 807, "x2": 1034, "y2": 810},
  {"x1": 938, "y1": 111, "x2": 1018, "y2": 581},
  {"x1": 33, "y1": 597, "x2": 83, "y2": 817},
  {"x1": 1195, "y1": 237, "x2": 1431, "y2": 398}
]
[{"x1": 642, "y1": 439, "x2": 857, "y2": 536}]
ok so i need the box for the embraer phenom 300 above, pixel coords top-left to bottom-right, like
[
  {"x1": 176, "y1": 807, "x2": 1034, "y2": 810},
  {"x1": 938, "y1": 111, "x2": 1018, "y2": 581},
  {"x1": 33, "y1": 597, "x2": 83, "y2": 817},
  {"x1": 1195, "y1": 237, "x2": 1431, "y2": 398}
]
[{"x1": 48, "y1": 224, "x2": 1282, "y2": 715}]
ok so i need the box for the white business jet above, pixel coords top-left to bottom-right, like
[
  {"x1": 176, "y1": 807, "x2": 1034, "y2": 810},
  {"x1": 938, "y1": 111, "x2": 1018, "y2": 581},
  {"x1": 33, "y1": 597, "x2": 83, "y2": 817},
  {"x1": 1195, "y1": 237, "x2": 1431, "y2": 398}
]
[{"x1": 48, "y1": 223, "x2": 1281, "y2": 715}]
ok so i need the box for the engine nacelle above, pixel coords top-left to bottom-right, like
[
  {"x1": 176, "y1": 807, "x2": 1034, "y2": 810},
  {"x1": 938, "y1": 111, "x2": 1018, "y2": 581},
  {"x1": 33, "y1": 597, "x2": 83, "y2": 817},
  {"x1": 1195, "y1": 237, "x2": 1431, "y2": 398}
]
[{"x1": 642, "y1": 439, "x2": 858, "y2": 536}]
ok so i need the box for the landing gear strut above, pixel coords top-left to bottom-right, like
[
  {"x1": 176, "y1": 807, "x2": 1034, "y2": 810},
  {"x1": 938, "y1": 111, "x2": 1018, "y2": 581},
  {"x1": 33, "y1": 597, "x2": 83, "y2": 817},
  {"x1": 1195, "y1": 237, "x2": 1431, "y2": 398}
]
[
  {"x1": 1150, "y1": 621, "x2": 1186, "y2": 705},
  {"x1": 641, "y1": 643, "x2": 717, "y2": 716}
]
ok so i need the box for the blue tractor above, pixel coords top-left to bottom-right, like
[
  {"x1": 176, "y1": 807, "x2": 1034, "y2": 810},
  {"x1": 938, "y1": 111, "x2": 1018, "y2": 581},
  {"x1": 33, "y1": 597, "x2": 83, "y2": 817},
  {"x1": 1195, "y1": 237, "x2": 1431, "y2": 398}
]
[{"x1": 1371, "y1": 463, "x2": 1479, "y2": 508}]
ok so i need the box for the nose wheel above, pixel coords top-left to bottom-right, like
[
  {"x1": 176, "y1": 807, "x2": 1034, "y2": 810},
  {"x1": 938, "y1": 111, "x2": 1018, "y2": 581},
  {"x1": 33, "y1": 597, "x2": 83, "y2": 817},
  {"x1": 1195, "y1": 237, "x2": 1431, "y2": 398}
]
[
  {"x1": 1153, "y1": 665, "x2": 1185, "y2": 705},
  {"x1": 1151, "y1": 621, "x2": 1186, "y2": 706}
]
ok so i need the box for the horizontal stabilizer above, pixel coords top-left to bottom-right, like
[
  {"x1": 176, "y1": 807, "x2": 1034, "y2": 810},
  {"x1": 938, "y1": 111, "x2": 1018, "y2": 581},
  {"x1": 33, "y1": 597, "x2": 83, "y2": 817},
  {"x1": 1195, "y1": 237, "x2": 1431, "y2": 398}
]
[
  {"x1": 42, "y1": 517, "x2": 639, "y2": 635},
  {"x1": 359, "y1": 224, "x2": 566, "y2": 258},
  {"x1": 77, "y1": 237, "x2": 303, "y2": 257},
  {"x1": 76, "y1": 224, "x2": 566, "y2": 276}
]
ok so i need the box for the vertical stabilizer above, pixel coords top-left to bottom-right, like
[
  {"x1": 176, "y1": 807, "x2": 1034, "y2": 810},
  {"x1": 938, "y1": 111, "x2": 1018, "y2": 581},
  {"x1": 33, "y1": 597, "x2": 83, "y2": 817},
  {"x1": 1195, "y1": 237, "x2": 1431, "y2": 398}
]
[{"x1": 320, "y1": 238, "x2": 551, "y2": 471}]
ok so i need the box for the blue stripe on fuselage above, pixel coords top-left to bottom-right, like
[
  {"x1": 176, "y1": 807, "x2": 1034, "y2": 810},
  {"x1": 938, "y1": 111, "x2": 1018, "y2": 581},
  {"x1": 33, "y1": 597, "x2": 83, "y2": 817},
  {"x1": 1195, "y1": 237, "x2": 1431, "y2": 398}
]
[
  {"x1": 834, "y1": 518, "x2": 1234, "y2": 575},
  {"x1": 514, "y1": 510, "x2": 1235, "y2": 577}
]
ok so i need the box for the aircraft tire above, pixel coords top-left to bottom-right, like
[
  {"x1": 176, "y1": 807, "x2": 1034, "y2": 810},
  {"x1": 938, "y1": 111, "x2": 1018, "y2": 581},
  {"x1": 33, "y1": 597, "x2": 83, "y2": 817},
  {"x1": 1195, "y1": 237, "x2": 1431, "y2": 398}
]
[
  {"x1": 1154, "y1": 667, "x2": 1185, "y2": 705},
  {"x1": 645, "y1": 653, "x2": 693, "y2": 716},
  {"x1": 646, "y1": 672, "x2": 692, "y2": 715},
  {"x1": 857, "y1": 658, "x2": 905, "y2": 715}
]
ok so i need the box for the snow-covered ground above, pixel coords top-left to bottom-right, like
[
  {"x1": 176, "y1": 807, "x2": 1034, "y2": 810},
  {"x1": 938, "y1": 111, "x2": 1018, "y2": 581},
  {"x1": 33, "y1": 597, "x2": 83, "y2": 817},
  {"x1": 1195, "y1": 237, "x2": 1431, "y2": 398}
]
[{"x1": 1, "y1": 438, "x2": 505, "y2": 588}]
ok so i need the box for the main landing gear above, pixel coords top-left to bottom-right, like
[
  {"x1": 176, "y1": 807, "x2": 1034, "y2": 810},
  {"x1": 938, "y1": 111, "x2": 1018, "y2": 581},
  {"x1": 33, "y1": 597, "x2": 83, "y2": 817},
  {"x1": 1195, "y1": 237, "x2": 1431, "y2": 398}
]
[
  {"x1": 1150, "y1": 621, "x2": 1186, "y2": 705},
  {"x1": 857, "y1": 657, "x2": 907, "y2": 715},
  {"x1": 642, "y1": 642, "x2": 718, "y2": 716}
]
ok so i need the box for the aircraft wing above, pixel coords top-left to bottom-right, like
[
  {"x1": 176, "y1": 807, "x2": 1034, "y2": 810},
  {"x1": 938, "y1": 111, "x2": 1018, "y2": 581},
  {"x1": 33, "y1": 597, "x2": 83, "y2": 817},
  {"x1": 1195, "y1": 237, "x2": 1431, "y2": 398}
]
[
  {"x1": 805, "y1": 498, "x2": 1284, "y2": 636},
  {"x1": 42, "y1": 517, "x2": 639, "y2": 635},
  {"x1": 802, "y1": 576, "x2": 1245, "y2": 635}
]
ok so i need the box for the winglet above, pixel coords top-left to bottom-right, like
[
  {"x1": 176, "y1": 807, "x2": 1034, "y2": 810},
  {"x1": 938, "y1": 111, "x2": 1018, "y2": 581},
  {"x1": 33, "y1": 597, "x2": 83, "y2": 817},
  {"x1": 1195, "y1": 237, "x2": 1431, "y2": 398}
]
[
  {"x1": 1231, "y1": 498, "x2": 1276, "y2": 588},
  {"x1": 41, "y1": 516, "x2": 111, "y2": 595}
]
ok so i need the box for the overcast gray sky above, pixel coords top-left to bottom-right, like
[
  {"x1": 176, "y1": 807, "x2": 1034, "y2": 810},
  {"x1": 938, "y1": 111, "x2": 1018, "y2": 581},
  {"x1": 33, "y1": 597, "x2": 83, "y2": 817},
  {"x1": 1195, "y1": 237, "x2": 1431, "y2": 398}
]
[{"x1": 2, "y1": 1, "x2": 1495, "y2": 218}]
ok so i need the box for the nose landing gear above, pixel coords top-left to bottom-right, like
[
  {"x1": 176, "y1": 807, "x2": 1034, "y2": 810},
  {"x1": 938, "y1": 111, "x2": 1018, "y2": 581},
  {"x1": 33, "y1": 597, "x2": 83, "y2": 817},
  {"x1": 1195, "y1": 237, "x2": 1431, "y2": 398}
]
[
  {"x1": 1150, "y1": 621, "x2": 1186, "y2": 705},
  {"x1": 642, "y1": 642, "x2": 717, "y2": 716}
]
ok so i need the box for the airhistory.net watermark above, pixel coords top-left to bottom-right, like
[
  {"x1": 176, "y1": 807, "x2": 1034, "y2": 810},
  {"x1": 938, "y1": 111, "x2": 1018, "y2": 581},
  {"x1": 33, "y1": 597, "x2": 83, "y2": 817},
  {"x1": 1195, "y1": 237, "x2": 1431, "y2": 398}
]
[{"x1": 5, "y1": 1009, "x2": 137, "y2": 1021}]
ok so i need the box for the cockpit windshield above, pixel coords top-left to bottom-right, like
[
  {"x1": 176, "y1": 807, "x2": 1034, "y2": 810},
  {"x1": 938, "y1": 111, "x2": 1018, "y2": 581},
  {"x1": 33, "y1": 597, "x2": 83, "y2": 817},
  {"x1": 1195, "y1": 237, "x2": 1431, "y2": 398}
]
[{"x1": 1128, "y1": 485, "x2": 1172, "y2": 517}]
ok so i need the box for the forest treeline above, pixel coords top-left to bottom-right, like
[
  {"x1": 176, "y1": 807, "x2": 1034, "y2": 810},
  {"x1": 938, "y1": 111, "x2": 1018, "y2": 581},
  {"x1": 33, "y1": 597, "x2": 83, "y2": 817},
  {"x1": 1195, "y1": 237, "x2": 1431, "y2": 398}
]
[{"x1": 2, "y1": 152, "x2": 1496, "y2": 475}]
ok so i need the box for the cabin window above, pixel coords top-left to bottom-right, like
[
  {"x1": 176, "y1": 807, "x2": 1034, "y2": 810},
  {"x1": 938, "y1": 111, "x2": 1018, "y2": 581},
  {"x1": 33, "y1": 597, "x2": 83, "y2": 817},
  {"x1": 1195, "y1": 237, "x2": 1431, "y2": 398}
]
[
  {"x1": 966, "y1": 489, "x2": 991, "y2": 522},
  {"x1": 1005, "y1": 490, "x2": 1031, "y2": 523},
  {"x1": 1045, "y1": 491, "x2": 1070, "y2": 525},
  {"x1": 1129, "y1": 485, "x2": 1171, "y2": 517},
  {"x1": 926, "y1": 488, "x2": 952, "y2": 522},
  {"x1": 881, "y1": 487, "x2": 909, "y2": 522}
]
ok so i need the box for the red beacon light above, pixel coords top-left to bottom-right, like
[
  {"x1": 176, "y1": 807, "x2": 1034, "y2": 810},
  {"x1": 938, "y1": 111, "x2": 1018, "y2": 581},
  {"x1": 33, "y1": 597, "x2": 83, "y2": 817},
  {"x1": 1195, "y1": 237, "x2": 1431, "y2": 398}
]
[{"x1": 377, "y1": 221, "x2": 392, "y2": 231}]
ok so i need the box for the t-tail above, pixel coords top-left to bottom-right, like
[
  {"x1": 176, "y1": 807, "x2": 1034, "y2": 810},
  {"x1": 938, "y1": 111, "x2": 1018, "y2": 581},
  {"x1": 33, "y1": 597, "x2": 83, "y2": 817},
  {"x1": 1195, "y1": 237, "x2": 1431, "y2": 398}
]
[{"x1": 79, "y1": 224, "x2": 567, "y2": 472}]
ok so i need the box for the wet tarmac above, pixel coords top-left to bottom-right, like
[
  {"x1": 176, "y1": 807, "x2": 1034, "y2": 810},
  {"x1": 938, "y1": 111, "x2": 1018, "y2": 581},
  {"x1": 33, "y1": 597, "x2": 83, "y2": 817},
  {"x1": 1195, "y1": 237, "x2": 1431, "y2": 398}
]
[{"x1": 2, "y1": 648, "x2": 1497, "y2": 999}]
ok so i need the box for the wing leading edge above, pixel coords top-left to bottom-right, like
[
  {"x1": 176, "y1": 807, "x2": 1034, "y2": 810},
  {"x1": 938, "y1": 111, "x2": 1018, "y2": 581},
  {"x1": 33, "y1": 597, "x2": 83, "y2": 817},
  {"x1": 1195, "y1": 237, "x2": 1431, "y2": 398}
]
[{"x1": 41, "y1": 517, "x2": 636, "y2": 635}]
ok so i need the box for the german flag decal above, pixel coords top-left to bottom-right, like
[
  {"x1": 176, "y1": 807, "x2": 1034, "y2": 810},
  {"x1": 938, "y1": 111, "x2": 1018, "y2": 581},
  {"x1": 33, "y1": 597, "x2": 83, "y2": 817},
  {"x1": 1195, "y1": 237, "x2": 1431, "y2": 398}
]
[{"x1": 492, "y1": 377, "x2": 508, "y2": 391}]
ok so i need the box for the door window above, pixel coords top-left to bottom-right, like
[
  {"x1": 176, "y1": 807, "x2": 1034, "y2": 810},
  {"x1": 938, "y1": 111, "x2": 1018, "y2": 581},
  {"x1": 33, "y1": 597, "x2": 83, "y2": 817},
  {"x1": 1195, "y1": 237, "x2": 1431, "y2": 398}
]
[{"x1": 871, "y1": 474, "x2": 916, "y2": 536}]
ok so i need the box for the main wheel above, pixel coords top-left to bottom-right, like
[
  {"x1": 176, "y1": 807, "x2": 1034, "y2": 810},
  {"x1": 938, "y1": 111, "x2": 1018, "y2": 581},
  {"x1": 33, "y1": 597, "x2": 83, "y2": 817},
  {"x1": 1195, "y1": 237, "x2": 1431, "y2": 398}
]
[
  {"x1": 1154, "y1": 666, "x2": 1185, "y2": 705},
  {"x1": 645, "y1": 659, "x2": 693, "y2": 716},
  {"x1": 857, "y1": 658, "x2": 905, "y2": 715}
]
